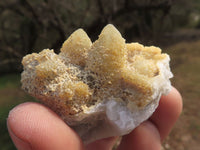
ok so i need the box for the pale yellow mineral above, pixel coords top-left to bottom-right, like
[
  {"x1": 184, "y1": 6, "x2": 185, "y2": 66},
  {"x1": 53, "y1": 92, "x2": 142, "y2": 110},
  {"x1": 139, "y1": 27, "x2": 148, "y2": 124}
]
[
  {"x1": 21, "y1": 24, "x2": 172, "y2": 117},
  {"x1": 60, "y1": 29, "x2": 92, "y2": 67}
]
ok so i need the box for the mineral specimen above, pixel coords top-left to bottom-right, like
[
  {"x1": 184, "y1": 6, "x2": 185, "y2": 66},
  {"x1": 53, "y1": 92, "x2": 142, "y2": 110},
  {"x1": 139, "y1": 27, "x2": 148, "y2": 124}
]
[{"x1": 21, "y1": 24, "x2": 173, "y2": 143}]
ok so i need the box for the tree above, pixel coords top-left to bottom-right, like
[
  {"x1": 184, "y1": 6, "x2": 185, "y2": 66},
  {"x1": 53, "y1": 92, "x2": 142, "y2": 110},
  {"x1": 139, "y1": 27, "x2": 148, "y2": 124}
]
[{"x1": 0, "y1": 0, "x2": 193, "y2": 73}]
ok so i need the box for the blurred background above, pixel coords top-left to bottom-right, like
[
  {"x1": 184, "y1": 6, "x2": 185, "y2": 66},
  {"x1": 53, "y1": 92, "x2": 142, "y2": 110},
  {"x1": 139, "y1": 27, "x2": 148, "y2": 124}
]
[{"x1": 0, "y1": 0, "x2": 199, "y2": 149}]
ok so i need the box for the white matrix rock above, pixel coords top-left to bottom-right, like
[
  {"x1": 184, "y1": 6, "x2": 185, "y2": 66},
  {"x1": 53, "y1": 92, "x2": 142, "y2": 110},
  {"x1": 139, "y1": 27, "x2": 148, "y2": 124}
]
[{"x1": 21, "y1": 24, "x2": 173, "y2": 144}]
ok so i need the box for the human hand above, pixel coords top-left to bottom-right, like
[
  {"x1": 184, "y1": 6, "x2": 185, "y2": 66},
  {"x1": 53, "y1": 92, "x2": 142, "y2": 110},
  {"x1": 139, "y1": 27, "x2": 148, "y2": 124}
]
[{"x1": 7, "y1": 87, "x2": 182, "y2": 150}]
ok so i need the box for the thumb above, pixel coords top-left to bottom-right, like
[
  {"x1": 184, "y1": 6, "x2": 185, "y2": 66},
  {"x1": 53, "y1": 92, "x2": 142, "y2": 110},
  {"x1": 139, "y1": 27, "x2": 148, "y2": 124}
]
[{"x1": 7, "y1": 102, "x2": 84, "y2": 150}]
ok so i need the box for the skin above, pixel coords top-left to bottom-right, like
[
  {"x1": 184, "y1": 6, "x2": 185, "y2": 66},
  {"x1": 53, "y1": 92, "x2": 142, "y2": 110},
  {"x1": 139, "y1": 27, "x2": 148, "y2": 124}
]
[{"x1": 7, "y1": 87, "x2": 182, "y2": 150}]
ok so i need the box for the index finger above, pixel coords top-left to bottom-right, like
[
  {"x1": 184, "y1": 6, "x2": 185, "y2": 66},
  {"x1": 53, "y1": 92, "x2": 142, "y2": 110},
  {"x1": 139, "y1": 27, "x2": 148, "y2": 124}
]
[
  {"x1": 117, "y1": 87, "x2": 182, "y2": 150},
  {"x1": 150, "y1": 87, "x2": 183, "y2": 141}
]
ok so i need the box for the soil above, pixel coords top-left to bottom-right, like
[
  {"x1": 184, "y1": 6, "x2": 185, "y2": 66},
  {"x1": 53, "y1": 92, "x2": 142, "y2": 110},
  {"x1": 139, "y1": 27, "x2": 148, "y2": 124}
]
[{"x1": 161, "y1": 39, "x2": 200, "y2": 150}]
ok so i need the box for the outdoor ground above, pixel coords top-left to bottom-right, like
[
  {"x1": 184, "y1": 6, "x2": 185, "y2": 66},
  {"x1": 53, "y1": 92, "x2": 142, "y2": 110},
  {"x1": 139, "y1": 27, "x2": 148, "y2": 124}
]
[
  {"x1": 0, "y1": 39, "x2": 199, "y2": 150},
  {"x1": 162, "y1": 40, "x2": 200, "y2": 150}
]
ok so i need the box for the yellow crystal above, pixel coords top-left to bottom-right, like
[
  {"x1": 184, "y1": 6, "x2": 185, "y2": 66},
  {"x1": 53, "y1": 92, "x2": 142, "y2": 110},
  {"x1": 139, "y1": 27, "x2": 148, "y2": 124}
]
[{"x1": 21, "y1": 24, "x2": 168, "y2": 116}]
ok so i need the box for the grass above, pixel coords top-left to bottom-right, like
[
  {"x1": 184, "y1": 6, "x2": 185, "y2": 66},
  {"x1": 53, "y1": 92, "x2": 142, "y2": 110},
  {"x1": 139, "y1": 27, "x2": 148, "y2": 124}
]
[
  {"x1": 0, "y1": 74, "x2": 20, "y2": 90},
  {"x1": 0, "y1": 105, "x2": 16, "y2": 150}
]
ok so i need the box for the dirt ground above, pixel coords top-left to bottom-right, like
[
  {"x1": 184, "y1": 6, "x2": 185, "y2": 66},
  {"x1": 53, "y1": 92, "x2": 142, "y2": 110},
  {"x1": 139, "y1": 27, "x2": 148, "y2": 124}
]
[{"x1": 162, "y1": 40, "x2": 200, "y2": 150}]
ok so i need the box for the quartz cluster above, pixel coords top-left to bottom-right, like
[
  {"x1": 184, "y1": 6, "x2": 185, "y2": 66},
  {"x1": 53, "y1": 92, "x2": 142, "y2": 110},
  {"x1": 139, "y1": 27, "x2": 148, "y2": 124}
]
[{"x1": 21, "y1": 24, "x2": 173, "y2": 143}]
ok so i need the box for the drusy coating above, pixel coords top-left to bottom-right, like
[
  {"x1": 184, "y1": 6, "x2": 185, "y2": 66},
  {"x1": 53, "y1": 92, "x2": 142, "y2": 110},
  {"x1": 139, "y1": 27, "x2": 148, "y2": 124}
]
[{"x1": 21, "y1": 24, "x2": 171, "y2": 116}]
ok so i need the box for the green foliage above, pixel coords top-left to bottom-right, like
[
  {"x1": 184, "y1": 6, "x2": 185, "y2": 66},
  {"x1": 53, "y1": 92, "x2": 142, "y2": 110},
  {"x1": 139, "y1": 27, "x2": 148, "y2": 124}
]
[{"x1": 0, "y1": 0, "x2": 199, "y2": 74}]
